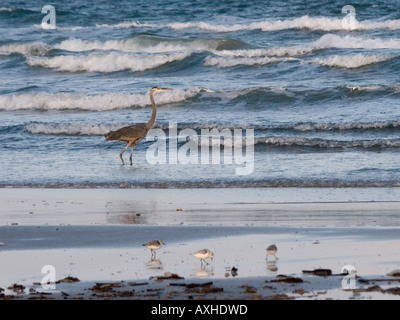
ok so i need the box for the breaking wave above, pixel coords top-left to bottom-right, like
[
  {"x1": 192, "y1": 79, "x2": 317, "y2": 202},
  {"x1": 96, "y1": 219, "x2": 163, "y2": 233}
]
[
  {"x1": 25, "y1": 122, "x2": 127, "y2": 136},
  {"x1": 310, "y1": 53, "x2": 397, "y2": 68},
  {"x1": 55, "y1": 35, "x2": 245, "y2": 53},
  {"x1": 26, "y1": 51, "x2": 192, "y2": 73},
  {"x1": 204, "y1": 55, "x2": 297, "y2": 67},
  {"x1": 265, "y1": 137, "x2": 400, "y2": 149},
  {"x1": 165, "y1": 15, "x2": 400, "y2": 32},
  {"x1": 0, "y1": 88, "x2": 201, "y2": 111},
  {"x1": 314, "y1": 34, "x2": 400, "y2": 50},
  {"x1": 44, "y1": 15, "x2": 400, "y2": 33},
  {"x1": 0, "y1": 42, "x2": 53, "y2": 56}
]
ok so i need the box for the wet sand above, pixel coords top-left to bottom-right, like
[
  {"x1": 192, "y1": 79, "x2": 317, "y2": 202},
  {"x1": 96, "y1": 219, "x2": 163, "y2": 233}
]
[{"x1": 0, "y1": 188, "x2": 400, "y2": 300}]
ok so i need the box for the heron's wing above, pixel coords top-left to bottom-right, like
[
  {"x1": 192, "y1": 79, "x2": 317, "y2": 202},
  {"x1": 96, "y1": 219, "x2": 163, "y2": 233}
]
[{"x1": 105, "y1": 123, "x2": 148, "y2": 142}]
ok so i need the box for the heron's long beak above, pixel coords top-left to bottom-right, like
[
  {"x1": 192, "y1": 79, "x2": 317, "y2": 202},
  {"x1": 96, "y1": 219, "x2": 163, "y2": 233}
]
[{"x1": 160, "y1": 88, "x2": 173, "y2": 91}]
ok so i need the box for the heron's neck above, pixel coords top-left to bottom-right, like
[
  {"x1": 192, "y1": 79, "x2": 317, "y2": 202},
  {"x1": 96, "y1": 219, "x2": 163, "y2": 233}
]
[{"x1": 146, "y1": 92, "x2": 157, "y2": 130}]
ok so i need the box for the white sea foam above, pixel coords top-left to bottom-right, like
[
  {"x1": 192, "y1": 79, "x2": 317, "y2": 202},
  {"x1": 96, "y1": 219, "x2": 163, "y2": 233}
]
[
  {"x1": 311, "y1": 53, "x2": 396, "y2": 68},
  {"x1": 25, "y1": 123, "x2": 126, "y2": 136},
  {"x1": 287, "y1": 120, "x2": 400, "y2": 132},
  {"x1": 32, "y1": 23, "x2": 87, "y2": 31},
  {"x1": 205, "y1": 56, "x2": 297, "y2": 67},
  {"x1": 346, "y1": 85, "x2": 400, "y2": 92},
  {"x1": 0, "y1": 36, "x2": 241, "y2": 58},
  {"x1": 212, "y1": 47, "x2": 315, "y2": 58},
  {"x1": 314, "y1": 34, "x2": 400, "y2": 50},
  {"x1": 166, "y1": 16, "x2": 400, "y2": 32},
  {"x1": 29, "y1": 15, "x2": 400, "y2": 33},
  {"x1": 265, "y1": 137, "x2": 400, "y2": 148},
  {"x1": 26, "y1": 51, "x2": 191, "y2": 72},
  {"x1": 55, "y1": 37, "x2": 241, "y2": 53},
  {"x1": 95, "y1": 21, "x2": 156, "y2": 29},
  {"x1": 55, "y1": 38, "x2": 187, "y2": 53},
  {"x1": 0, "y1": 88, "x2": 201, "y2": 111}
]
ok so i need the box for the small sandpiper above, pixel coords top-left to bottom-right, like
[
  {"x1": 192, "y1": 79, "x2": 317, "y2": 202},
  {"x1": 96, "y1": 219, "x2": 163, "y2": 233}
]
[
  {"x1": 266, "y1": 244, "x2": 278, "y2": 260},
  {"x1": 143, "y1": 240, "x2": 165, "y2": 258},
  {"x1": 191, "y1": 249, "x2": 214, "y2": 266}
]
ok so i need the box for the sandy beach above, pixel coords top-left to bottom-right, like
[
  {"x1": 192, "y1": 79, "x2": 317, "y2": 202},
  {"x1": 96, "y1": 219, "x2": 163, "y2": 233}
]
[{"x1": 1, "y1": 188, "x2": 399, "y2": 300}]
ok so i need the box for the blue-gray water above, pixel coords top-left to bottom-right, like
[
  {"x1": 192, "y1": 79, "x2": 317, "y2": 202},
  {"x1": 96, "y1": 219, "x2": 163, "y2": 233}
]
[{"x1": 0, "y1": 0, "x2": 399, "y2": 188}]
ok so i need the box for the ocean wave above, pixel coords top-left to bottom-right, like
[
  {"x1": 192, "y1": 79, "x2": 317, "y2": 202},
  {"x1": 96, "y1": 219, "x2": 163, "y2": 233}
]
[
  {"x1": 5, "y1": 33, "x2": 399, "y2": 64},
  {"x1": 188, "y1": 118, "x2": 400, "y2": 133},
  {"x1": 26, "y1": 51, "x2": 192, "y2": 73},
  {"x1": 314, "y1": 34, "x2": 400, "y2": 50},
  {"x1": 24, "y1": 122, "x2": 261, "y2": 148},
  {"x1": 204, "y1": 55, "x2": 297, "y2": 67},
  {"x1": 95, "y1": 21, "x2": 155, "y2": 29},
  {"x1": 0, "y1": 42, "x2": 53, "y2": 56},
  {"x1": 310, "y1": 53, "x2": 396, "y2": 68},
  {"x1": 55, "y1": 36, "x2": 244, "y2": 53},
  {"x1": 28, "y1": 15, "x2": 400, "y2": 34},
  {"x1": 265, "y1": 137, "x2": 400, "y2": 149},
  {"x1": 0, "y1": 36, "x2": 244, "y2": 57},
  {"x1": 346, "y1": 84, "x2": 400, "y2": 92},
  {"x1": 25, "y1": 122, "x2": 127, "y2": 136},
  {"x1": 23, "y1": 121, "x2": 253, "y2": 138},
  {"x1": 225, "y1": 84, "x2": 400, "y2": 103},
  {"x1": 212, "y1": 47, "x2": 315, "y2": 58},
  {"x1": 31, "y1": 21, "x2": 153, "y2": 31},
  {"x1": 272, "y1": 120, "x2": 400, "y2": 132},
  {"x1": 204, "y1": 34, "x2": 400, "y2": 68},
  {"x1": 0, "y1": 88, "x2": 201, "y2": 111},
  {"x1": 23, "y1": 120, "x2": 400, "y2": 144},
  {"x1": 0, "y1": 7, "x2": 17, "y2": 12},
  {"x1": 32, "y1": 24, "x2": 87, "y2": 31},
  {"x1": 165, "y1": 15, "x2": 400, "y2": 32},
  {"x1": 0, "y1": 7, "x2": 37, "y2": 14}
]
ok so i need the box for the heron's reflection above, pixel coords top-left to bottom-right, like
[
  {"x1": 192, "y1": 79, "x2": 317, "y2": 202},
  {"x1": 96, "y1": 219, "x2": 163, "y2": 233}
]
[
  {"x1": 146, "y1": 258, "x2": 163, "y2": 270},
  {"x1": 266, "y1": 260, "x2": 278, "y2": 273},
  {"x1": 192, "y1": 266, "x2": 214, "y2": 277}
]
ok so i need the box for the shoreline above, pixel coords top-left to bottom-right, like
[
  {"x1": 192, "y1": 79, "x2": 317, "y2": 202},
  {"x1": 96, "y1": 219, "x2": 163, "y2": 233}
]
[
  {"x1": 1, "y1": 187, "x2": 400, "y2": 300},
  {"x1": 1, "y1": 187, "x2": 400, "y2": 227}
]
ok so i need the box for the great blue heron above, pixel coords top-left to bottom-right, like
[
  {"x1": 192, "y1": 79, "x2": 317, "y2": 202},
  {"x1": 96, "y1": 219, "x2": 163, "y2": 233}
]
[{"x1": 105, "y1": 87, "x2": 173, "y2": 165}]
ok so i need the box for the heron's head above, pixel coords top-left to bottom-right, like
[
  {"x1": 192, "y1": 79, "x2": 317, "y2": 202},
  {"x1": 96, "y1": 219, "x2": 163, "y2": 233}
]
[{"x1": 151, "y1": 86, "x2": 173, "y2": 94}]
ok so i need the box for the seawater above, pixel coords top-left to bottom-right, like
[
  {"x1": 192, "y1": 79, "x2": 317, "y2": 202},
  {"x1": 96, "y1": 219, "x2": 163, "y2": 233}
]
[{"x1": 0, "y1": 0, "x2": 399, "y2": 189}]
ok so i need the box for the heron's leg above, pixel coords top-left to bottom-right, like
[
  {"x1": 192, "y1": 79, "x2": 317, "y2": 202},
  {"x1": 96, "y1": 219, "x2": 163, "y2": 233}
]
[
  {"x1": 120, "y1": 142, "x2": 132, "y2": 165},
  {"x1": 129, "y1": 143, "x2": 136, "y2": 166}
]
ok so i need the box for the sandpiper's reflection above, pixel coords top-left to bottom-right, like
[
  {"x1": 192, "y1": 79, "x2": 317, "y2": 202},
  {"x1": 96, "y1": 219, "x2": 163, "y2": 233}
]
[
  {"x1": 266, "y1": 260, "x2": 278, "y2": 272},
  {"x1": 146, "y1": 258, "x2": 163, "y2": 270},
  {"x1": 192, "y1": 266, "x2": 214, "y2": 277}
]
